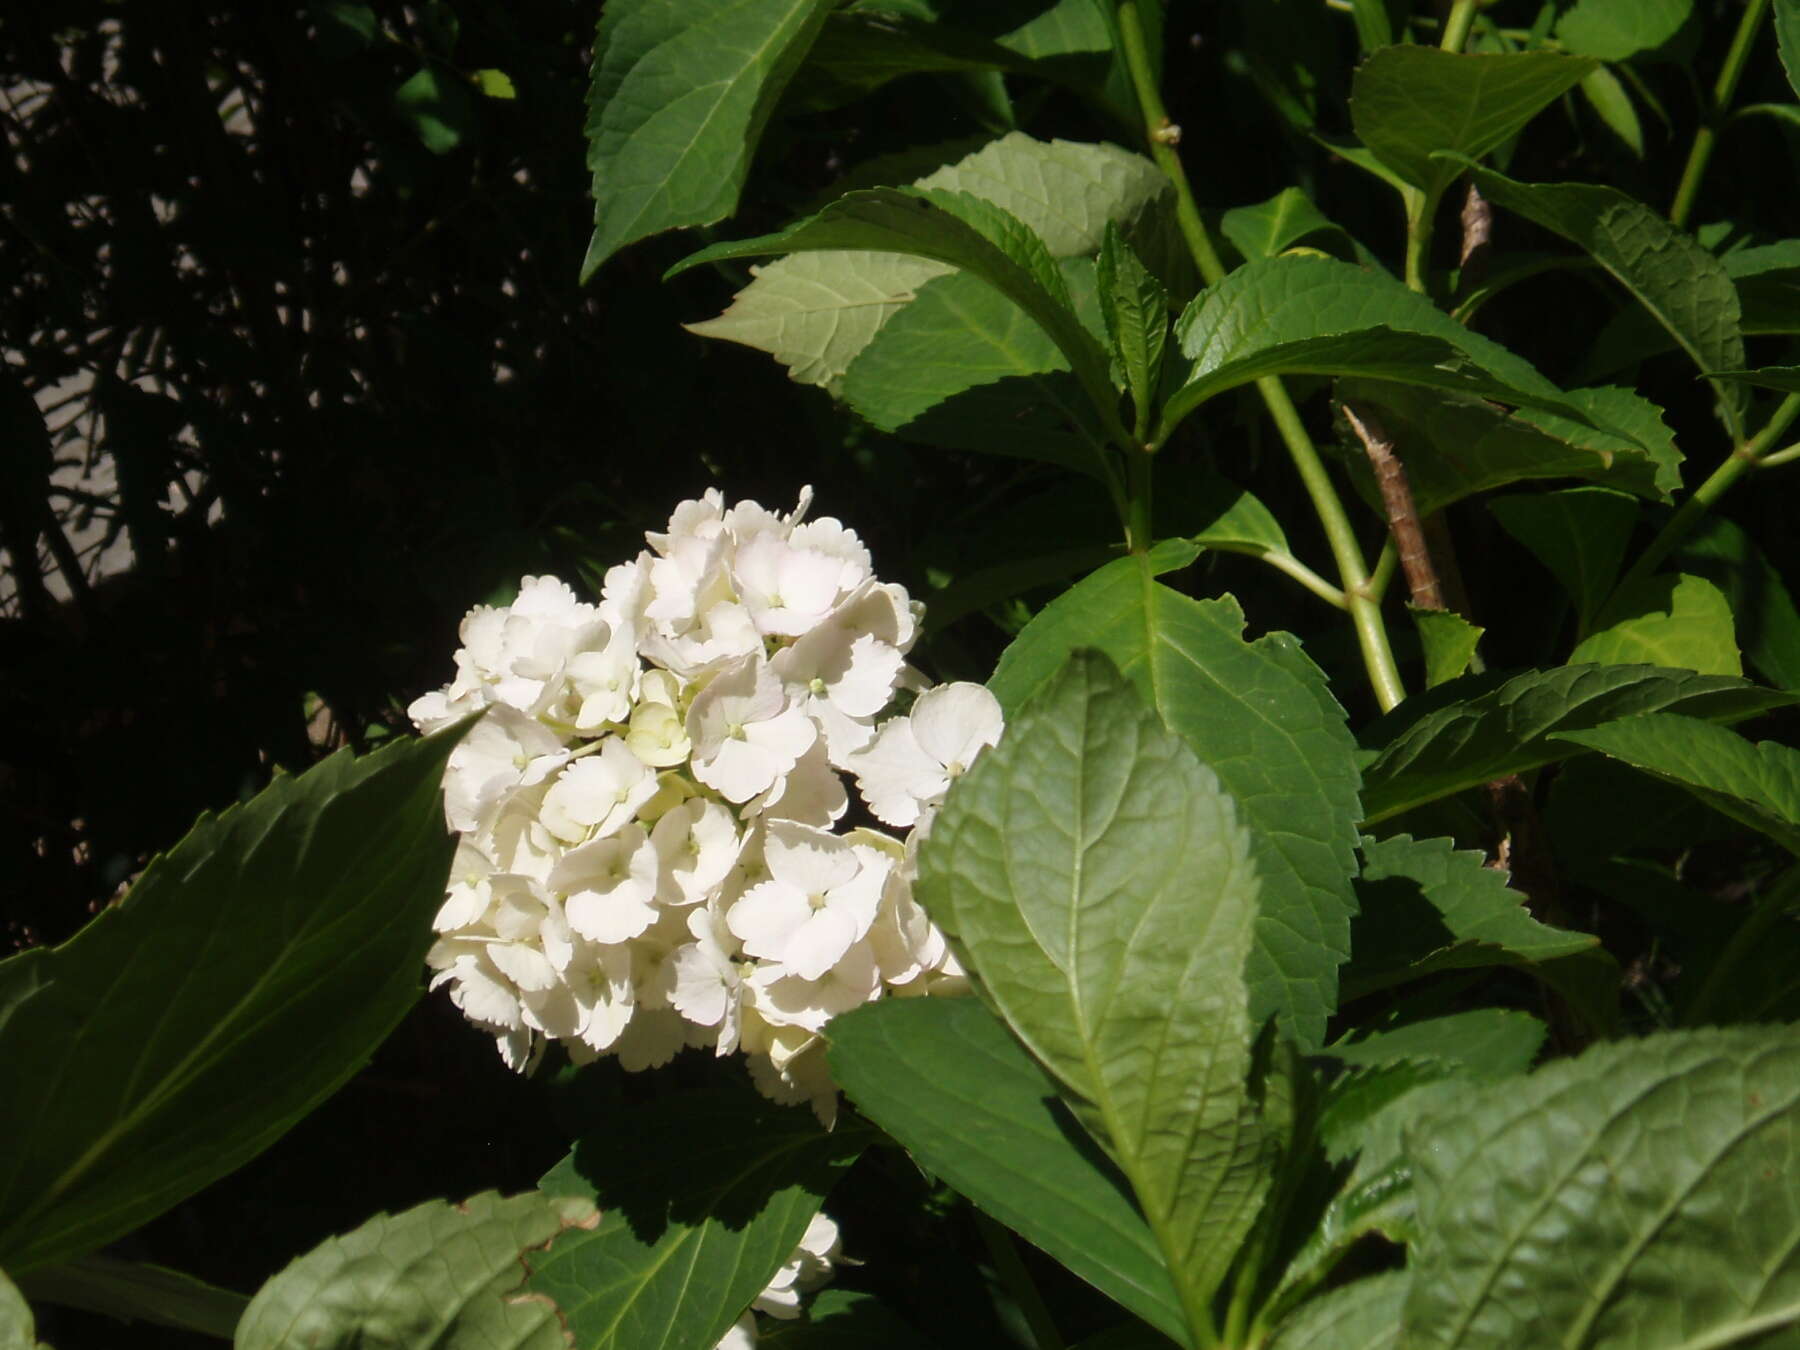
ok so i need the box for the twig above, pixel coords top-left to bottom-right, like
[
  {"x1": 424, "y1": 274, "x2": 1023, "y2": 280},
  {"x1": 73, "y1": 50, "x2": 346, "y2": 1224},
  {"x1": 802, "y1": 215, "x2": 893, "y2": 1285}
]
[{"x1": 1341, "y1": 403, "x2": 1444, "y2": 610}]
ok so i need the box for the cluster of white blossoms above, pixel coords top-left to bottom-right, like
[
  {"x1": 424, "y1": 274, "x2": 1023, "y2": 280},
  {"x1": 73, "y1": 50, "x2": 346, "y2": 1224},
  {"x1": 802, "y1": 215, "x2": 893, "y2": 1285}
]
[
  {"x1": 409, "y1": 488, "x2": 1003, "y2": 1120},
  {"x1": 719, "y1": 1213, "x2": 841, "y2": 1349}
]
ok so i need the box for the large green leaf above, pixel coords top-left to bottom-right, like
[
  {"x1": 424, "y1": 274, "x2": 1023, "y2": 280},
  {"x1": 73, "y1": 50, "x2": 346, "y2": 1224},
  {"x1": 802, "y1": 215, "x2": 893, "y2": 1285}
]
[
  {"x1": 1554, "y1": 712, "x2": 1800, "y2": 855},
  {"x1": 670, "y1": 186, "x2": 1121, "y2": 441},
  {"x1": 826, "y1": 997, "x2": 1188, "y2": 1344},
  {"x1": 988, "y1": 542, "x2": 1363, "y2": 1051},
  {"x1": 235, "y1": 1191, "x2": 596, "y2": 1349},
  {"x1": 1269, "y1": 1272, "x2": 1407, "y2": 1350},
  {"x1": 920, "y1": 652, "x2": 1268, "y2": 1328},
  {"x1": 1343, "y1": 833, "x2": 1597, "y2": 1001},
  {"x1": 1569, "y1": 571, "x2": 1742, "y2": 676},
  {"x1": 1488, "y1": 487, "x2": 1641, "y2": 632},
  {"x1": 1555, "y1": 0, "x2": 1693, "y2": 60},
  {"x1": 1459, "y1": 162, "x2": 1748, "y2": 437},
  {"x1": 1334, "y1": 380, "x2": 1681, "y2": 514},
  {"x1": 0, "y1": 725, "x2": 468, "y2": 1274},
  {"x1": 582, "y1": 0, "x2": 833, "y2": 278},
  {"x1": 1676, "y1": 515, "x2": 1800, "y2": 690},
  {"x1": 1359, "y1": 663, "x2": 1797, "y2": 824},
  {"x1": 528, "y1": 1082, "x2": 867, "y2": 1350},
  {"x1": 1400, "y1": 1026, "x2": 1800, "y2": 1348},
  {"x1": 1350, "y1": 48, "x2": 1595, "y2": 200},
  {"x1": 1160, "y1": 256, "x2": 1589, "y2": 444}
]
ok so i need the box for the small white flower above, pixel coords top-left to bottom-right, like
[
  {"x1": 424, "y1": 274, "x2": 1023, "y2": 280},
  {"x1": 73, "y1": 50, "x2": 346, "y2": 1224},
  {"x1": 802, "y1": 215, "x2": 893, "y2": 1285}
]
[
  {"x1": 727, "y1": 822, "x2": 887, "y2": 980},
  {"x1": 687, "y1": 655, "x2": 817, "y2": 803},
  {"x1": 552, "y1": 824, "x2": 662, "y2": 944},
  {"x1": 846, "y1": 682, "x2": 1004, "y2": 828},
  {"x1": 540, "y1": 738, "x2": 658, "y2": 843},
  {"x1": 671, "y1": 904, "x2": 751, "y2": 1054},
  {"x1": 568, "y1": 621, "x2": 642, "y2": 732},
  {"x1": 652, "y1": 798, "x2": 742, "y2": 906}
]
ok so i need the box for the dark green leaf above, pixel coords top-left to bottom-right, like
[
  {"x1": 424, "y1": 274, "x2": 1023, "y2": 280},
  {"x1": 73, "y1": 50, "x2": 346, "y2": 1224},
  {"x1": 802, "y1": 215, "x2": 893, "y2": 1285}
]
[
  {"x1": 1555, "y1": 0, "x2": 1693, "y2": 60},
  {"x1": 1358, "y1": 663, "x2": 1796, "y2": 824},
  {"x1": 1776, "y1": 0, "x2": 1800, "y2": 101},
  {"x1": 582, "y1": 0, "x2": 834, "y2": 277},
  {"x1": 988, "y1": 543, "x2": 1363, "y2": 1051},
  {"x1": 1411, "y1": 608, "x2": 1484, "y2": 688},
  {"x1": 920, "y1": 652, "x2": 1266, "y2": 1319},
  {"x1": 1676, "y1": 515, "x2": 1800, "y2": 689},
  {"x1": 236, "y1": 1192, "x2": 594, "y2": 1349},
  {"x1": 1334, "y1": 380, "x2": 1681, "y2": 514},
  {"x1": 1578, "y1": 66, "x2": 1644, "y2": 157},
  {"x1": 1458, "y1": 162, "x2": 1748, "y2": 436},
  {"x1": 1554, "y1": 712, "x2": 1800, "y2": 855},
  {"x1": 1186, "y1": 472, "x2": 1291, "y2": 557},
  {"x1": 1161, "y1": 256, "x2": 1589, "y2": 444},
  {"x1": 529, "y1": 1082, "x2": 867, "y2": 1350},
  {"x1": 826, "y1": 997, "x2": 1188, "y2": 1344},
  {"x1": 394, "y1": 68, "x2": 475, "y2": 154},
  {"x1": 1707, "y1": 364, "x2": 1800, "y2": 392},
  {"x1": 1570, "y1": 572, "x2": 1742, "y2": 676},
  {"x1": 1219, "y1": 188, "x2": 1346, "y2": 262},
  {"x1": 1098, "y1": 224, "x2": 1169, "y2": 435},
  {"x1": 1401, "y1": 1027, "x2": 1800, "y2": 1348},
  {"x1": 758, "y1": 1289, "x2": 931, "y2": 1348},
  {"x1": 15, "y1": 1256, "x2": 244, "y2": 1340},
  {"x1": 1328, "y1": 1009, "x2": 1547, "y2": 1078},
  {"x1": 1269, "y1": 1272, "x2": 1406, "y2": 1350},
  {"x1": 0, "y1": 726, "x2": 468, "y2": 1274},
  {"x1": 1488, "y1": 487, "x2": 1640, "y2": 632},
  {"x1": 1344, "y1": 833, "x2": 1596, "y2": 1000},
  {"x1": 1351, "y1": 48, "x2": 1596, "y2": 199}
]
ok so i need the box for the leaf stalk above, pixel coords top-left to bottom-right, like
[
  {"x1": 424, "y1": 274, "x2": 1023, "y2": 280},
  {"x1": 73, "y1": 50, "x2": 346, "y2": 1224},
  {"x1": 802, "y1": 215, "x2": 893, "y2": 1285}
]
[{"x1": 1669, "y1": 0, "x2": 1772, "y2": 229}]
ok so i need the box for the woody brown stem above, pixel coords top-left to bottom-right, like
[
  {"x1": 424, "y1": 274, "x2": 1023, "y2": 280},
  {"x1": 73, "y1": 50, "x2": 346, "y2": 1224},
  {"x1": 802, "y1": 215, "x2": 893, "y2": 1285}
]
[{"x1": 1341, "y1": 402, "x2": 1445, "y2": 610}]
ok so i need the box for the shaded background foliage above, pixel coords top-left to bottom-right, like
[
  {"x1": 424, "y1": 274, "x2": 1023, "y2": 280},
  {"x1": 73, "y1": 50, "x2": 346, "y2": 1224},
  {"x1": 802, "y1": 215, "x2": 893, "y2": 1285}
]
[{"x1": 4, "y1": 0, "x2": 1800, "y2": 1343}]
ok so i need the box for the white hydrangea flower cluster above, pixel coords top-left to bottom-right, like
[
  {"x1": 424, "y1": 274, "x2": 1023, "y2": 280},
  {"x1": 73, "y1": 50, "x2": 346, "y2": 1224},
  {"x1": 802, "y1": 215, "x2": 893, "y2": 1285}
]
[
  {"x1": 717, "y1": 1212, "x2": 841, "y2": 1349},
  {"x1": 409, "y1": 488, "x2": 1002, "y2": 1118}
]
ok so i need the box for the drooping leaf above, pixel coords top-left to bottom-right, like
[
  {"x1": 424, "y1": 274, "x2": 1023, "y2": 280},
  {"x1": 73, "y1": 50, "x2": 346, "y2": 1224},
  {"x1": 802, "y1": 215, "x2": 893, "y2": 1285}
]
[
  {"x1": 1334, "y1": 380, "x2": 1681, "y2": 514},
  {"x1": 1098, "y1": 224, "x2": 1169, "y2": 434},
  {"x1": 1220, "y1": 188, "x2": 1347, "y2": 262},
  {"x1": 1569, "y1": 571, "x2": 1742, "y2": 676},
  {"x1": 1555, "y1": 0, "x2": 1693, "y2": 60},
  {"x1": 1488, "y1": 487, "x2": 1641, "y2": 632},
  {"x1": 919, "y1": 652, "x2": 1268, "y2": 1323},
  {"x1": 1160, "y1": 256, "x2": 1591, "y2": 444},
  {"x1": 235, "y1": 1191, "x2": 596, "y2": 1350},
  {"x1": 581, "y1": 0, "x2": 835, "y2": 278},
  {"x1": 670, "y1": 187, "x2": 1121, "y2": 441},
  {"x1": 1358, "y1": 663, "x2": 1797, "y2": 824},
  {"x1": 1268, "y1": 1272, "x2": 1406, "y2": 1350},
  {"x1": 0, "y1": 725, "x2": 469, "y2": 1274},
  {"x1": 1554, "y1": 712, "x2": 1800, "y2": 855},
  {"x1": 1411, "y1": 608, "x2": 1484, "y2": 688},
  {"x1": 757, "y1": 1289, "x2": 932, "y2": 1348},
  {"x1": 1458, "y1": 162, "x2": 1748, "y2": 436},
  {"x1": 1400, "y1": 1026, "x2": 1800, "y2": 1348},
  {"x1": 826, "y1": 997, "x2": 1188, "y2": 1343},
  {"x1": 527, "y1": 1082, "x2": 867, "y2": 1350},
  {"x1": 1676, "y1": 515, "x2": 1800, "y2": 689},
  {"x1": 1350, "y1": 48, "x2": 1596, "y2": 200},
  {"x1": 988, "y1": 542, "x2": 1363, "y2": 1051},
  {"x1": 1343, "y1": 833, "x2": 1597, "y2": 1001}
]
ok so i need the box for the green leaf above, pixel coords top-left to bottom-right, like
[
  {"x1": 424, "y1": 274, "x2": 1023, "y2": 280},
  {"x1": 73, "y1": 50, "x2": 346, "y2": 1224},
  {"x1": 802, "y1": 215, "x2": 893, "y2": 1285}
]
[
  {"x1": 1350, "y1": 48, "x2": 1596, "y2": 200},
  {"x1": 235, "y1": 1191, "x2": 595, "y2": 1349},
  {"x1": 1098, "y1": 224, "x2": 1169, "y2": 434},
  {"x1": 581, "y1": 0, "x2": 834, "y2": 278},
  {"x1": 0, "y1": 726, "x2": 468, "y2": 1274},
  {"x1": 471, "y1": 67, "x2": 516, "y2": 99},
  {"x1": 1554, "y1": 712, "x2": 1800, "y2": 855},
  {"x1": 988, "y1": 543, "x2": 1363, "y2": 1051},
  {"x1": 1187, "y1": 472, "x2": 1291, "y2": 557},
  {"x1": 1411, "y1": 607, "x2": 1484, "y2": 688},
  {"x1": 394, "y1": 67, "x2": 475, "y2": 154},
  {"x1": 1707, "y1": 364, "x2": 1800, "y2": 393},
  {"x1": 1458, "y1": 162, "x2": 1748, "y2": 437},
  {"x1": 1219, "y1": 188, "x2": 1347, "y2": 262},
  {"x1": 1578, "y1": 66, "x2": 1644, "y2": 157},
  {"x1": 1328, "y1": 1009, "x2": 1547, "y2": 1078},
  {"x1": 920, "y1": 652, "x2": 1267, "y2": 1325},
  {"x1": 16, "y1": 1256, "x2": 244, "y2": 1339},
  {"x1": 1400, "y1": 1026, "x2": 1800, "y2": 1348},
  {"x1": 670, "y1": 187, "x2": 1120, "y2": 442},
  {"x1": 1555, "y1": 0, "x2": 1693, "y2": 60},
  {"x1": 1488, "y1": 486, "x2": 1641, "y2": 631},
  {"x1": 826, "y1": 997, "x2": 1189, "y2": 1344},
  {"x1": 1776, "y1": 0, "x2": 1800, "y2": 101},
  {"x1": 1160, "y1": 256, "x2": 1589, "y2": 444},
  {"x1": 758, "y1": 1289, "x2": 930, "y2": 1348},
  {"x1": 1676, "y1": 515, "x2": 1800, "y2": 689},
  {"x1": 1334, "y1": 380, "x2": 1681, "y2": 514},
  {"x1": 1344, "y1": 834, "x2": 1597, "y2": 1001},
  {"x1": 1570, "y1": 572, "x2": 1742, "y2": 676},
  {"x1": 1358, "y1": 663, "x2": 1797, "y2": 824},
  {"x1": 528, "y1": 1082, "x2": 867, "y2": 1350},
  {"x1": 0, "y1": 1271, "x2": 35, "y2": 1350},
  {"x1": 1268, "y1": 1272, "x2": 1406, "y2": 1350}
]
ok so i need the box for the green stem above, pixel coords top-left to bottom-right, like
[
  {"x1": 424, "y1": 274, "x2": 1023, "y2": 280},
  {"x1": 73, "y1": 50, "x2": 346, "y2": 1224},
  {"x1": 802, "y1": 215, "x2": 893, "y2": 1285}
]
[
  {"x1": 1369, "y1": 536, "x2": 1399, "y2": 601},
  {"x1": 1439, "y1": 0, "x2": 1481, "y2": 52},
  {"x1": 1669, "y1": 0, "x2": 1772, "y2": 229},
  {"x1": 1126, "y1": 446, "x2": 1155, "y2": 553},
  {"x1": 1761, "y1": 440, "x2": 1800, "y2": 468},
  {"x1": 1403, "y1": 187, "x2": 1438, "y2": 294},
  {"x1": 974, "y1": 1210, "x2": 1067, "y2": 1350},
  {"x1": 1115, "y1": 0, "x2": 1407, "y2": 711},
  {"x1": 1618, "y1": 392, "x2": 1800, "y2": 593}
]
